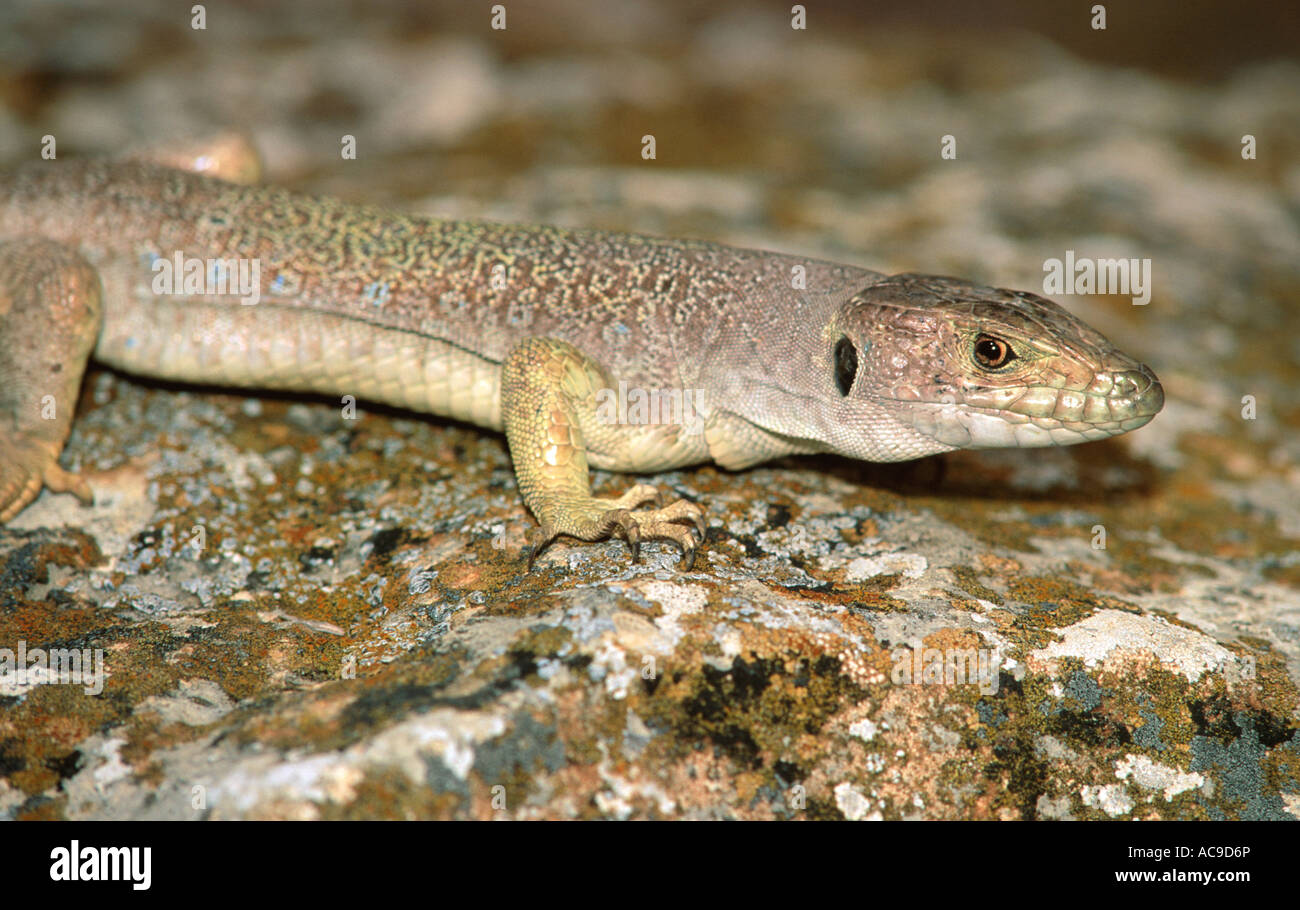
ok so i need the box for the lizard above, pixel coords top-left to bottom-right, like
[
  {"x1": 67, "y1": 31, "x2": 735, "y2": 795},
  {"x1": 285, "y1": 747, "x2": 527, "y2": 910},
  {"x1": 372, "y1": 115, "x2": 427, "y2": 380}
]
[{"x1": 0, "y1": 141, "x2": 1164, "y2": 569}]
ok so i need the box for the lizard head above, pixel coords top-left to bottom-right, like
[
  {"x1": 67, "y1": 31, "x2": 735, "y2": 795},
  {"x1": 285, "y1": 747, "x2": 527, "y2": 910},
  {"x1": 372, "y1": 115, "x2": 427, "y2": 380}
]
[{"x1": 820, "y1": 273, "x2": 1164, "y2": 459}]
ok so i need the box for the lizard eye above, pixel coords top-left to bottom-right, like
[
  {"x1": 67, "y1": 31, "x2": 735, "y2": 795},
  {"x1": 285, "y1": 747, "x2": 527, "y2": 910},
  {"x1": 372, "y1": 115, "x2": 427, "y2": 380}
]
[
  {"x1": 833, "y1": 336, "x2": 858, "y2": 396},
  {"x1": 973, "y1": 334, "x2": 1016, "y2": 370}
]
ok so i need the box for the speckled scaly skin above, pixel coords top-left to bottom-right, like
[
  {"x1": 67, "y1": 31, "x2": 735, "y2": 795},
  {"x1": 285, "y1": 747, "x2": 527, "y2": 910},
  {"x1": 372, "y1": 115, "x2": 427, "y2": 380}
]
[{"x1": 0, "y1": 146, "x2": 1164, "y2": 567}]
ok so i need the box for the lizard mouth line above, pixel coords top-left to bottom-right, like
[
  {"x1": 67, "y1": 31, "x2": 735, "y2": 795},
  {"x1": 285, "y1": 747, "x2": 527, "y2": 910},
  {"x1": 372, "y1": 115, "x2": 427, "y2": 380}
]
[
  {"x1": 953, "y1": 402, "x2": 1158, "y2": 434},
  {"x1": 877, "y1": 387, "x2": 1165, "y2": 450},
  {"x1": 876, "y1": 380, "x2": 1164, "y2": 432}
]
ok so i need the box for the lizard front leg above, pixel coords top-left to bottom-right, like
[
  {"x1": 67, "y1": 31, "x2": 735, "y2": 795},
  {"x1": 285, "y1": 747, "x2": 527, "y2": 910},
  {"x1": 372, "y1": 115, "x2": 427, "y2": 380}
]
[
  {"x1": 0, "y1": 239, "x2": 102, "y2": 521},
  {"x1": 501, "y1": 336, "x2": 706, "y2": 569}
]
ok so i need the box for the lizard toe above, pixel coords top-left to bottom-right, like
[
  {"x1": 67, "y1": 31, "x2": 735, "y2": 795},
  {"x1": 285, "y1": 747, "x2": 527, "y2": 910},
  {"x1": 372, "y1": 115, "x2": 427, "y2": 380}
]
[
  {"x1": 642, "y1": 498, "x2": 707, "y2": 538},
  {"x1": 0, "y1": 468, "x2": 41, "y2": 523},
  {"x1": 0, "y1": 437, "x2": 88, "y2": 522},
  {"x1": 602, "y1": 509, "x2": 644, "y2": 562},
  {"x1": 617, "y1": 500, "x2": 707, "y2": 567},
  {"x1": 42, "y1": 462, "x2": 93, "y2": 505},
  {"x1": 600, "y1": 483, "x2": 662, "y2": 511},
  {"x1": 632, "y1": 519, "x2": 701, "y2": 569}
]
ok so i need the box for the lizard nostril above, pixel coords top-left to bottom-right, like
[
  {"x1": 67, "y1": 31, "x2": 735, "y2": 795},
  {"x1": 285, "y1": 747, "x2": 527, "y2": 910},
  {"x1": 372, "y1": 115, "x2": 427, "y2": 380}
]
[
  {"x1": 1113, "y1": 374, "x2": 1136, "y2": 396},
  {"x1": 1110, "y1": 368, "x2": 1164, "y2": 418}
]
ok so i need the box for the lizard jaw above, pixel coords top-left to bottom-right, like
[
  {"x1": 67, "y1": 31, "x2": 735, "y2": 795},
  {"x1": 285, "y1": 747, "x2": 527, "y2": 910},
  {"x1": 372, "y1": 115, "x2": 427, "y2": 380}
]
[{"x1": 903, "y1": 364, "x2": 1164, "y2": 449}]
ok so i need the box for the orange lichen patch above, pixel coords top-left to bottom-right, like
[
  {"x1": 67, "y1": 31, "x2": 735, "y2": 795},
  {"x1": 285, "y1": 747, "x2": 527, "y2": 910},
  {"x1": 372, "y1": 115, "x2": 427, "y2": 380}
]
[
  {"x1": 857, "y1": 690, "x2": 984, "y2": 818},
  {"x1": 440, "y1": 561, "x2": 488, "y2": 591},
  {"x1": 978, "y1": 554, "x2": 1023, "y2": 574},
  {"x1": 1006, "y1": 575, "x2": 1105, "y2": 610},
  {"x1": 315, "y1": 767, "x2": 460, "y2": 820},
  {"x1": 1027, "y1": 646, "x2": 1161, "y2": 683},
  {"x1": 922, "y1": 627, "x2": 985, "y2": 653},
  {"x1": 722, "y1": 620, "x2": 890, "y2": 690},
  {"x1": 15, "y1": 799, "x2": 65, "y2": 821},
  {"x1": 1262, "y1": 562, "x2": 1300, "y2": 589},
  {"x1": 2, "y1": 531, "x2": 102, "y2": 584},
  {"x1": 1085, "y1": 558, "x2": 1187, "y2": 596}
]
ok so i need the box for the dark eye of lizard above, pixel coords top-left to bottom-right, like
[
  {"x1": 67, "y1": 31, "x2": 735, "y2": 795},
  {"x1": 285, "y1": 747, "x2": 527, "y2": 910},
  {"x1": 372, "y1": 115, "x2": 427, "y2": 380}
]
[
  {"x1": 973, "y1": 334, "x2": 1016, "y2": 370},
  {"x1": 833, "y1": 336, "x2": 858, "y2": 396}
]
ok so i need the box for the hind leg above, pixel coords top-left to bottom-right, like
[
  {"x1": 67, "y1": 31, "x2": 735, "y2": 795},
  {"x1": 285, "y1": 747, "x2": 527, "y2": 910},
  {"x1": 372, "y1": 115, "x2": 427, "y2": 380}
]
[
  {"x1": 0, "y1": 239, "x2": 103, "y2": 521},
  {"x1": 120, "y1": 130, "x2": 263, "y2": 184}
]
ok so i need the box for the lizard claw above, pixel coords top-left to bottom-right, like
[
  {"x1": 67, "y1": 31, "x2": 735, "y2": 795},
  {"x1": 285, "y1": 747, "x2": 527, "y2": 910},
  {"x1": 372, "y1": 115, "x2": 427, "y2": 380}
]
[
  {"x1": 524, "y1": 526, "x2": 559, "y2": 572},
  {"x1": 621, "y1": 518, "x2": 642, "y2": 563},
  {"x1": 677, "y1": 543, "x2": 697, "y2": 572},
  {"x1": 689, "y1": 511, "x2": 706, "y2": 539}
]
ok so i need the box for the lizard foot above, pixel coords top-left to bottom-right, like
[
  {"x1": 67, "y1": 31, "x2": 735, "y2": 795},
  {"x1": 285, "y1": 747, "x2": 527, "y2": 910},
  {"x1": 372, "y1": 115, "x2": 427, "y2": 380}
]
[
  {"x1": 526, "y1": 489, "x2": 707, "y2": 571},
  {"x1": 0, "y1": 437, "x2": 93, "y2": 523},
  {"x1": 0, "y1": 238, "x2": 103, "y2": 524}
]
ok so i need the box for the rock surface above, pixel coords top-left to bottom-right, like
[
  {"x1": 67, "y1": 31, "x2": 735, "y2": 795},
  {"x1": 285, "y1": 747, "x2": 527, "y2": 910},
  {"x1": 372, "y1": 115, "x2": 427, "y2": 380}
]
[{"x1": 1, "y1": 0, "x2": 1298, "y2": 820}]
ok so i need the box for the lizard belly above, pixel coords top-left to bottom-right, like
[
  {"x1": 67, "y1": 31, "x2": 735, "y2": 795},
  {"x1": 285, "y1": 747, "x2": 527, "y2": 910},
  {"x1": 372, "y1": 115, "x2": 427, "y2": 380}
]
[
  {"x1": 584, "y1": 424, "x2": 712, "y2": 473},
  {"x1": 95, "y1": 294, "x2": 505, "y2": 431}
]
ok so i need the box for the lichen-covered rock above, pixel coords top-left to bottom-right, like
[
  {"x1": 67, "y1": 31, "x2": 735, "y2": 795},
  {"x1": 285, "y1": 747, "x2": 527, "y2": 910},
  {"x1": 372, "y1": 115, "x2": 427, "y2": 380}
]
[{"x1": 2, "y1": 2, "x2": 1297, "y2": 820}]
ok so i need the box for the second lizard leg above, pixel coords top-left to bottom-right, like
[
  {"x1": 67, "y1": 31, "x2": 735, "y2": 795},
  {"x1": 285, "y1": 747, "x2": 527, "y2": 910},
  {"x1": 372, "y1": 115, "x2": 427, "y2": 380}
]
[
  {"x1": 501, "y1": 336, "x2": 707, "y2": 569},
  {"x1": 120, "y1": 130, "x2": 264, "y2": 184},
  {"x1": 0, "y1": 239, "x2": 103, "y2": 521}
]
